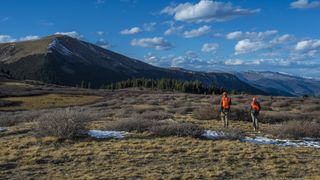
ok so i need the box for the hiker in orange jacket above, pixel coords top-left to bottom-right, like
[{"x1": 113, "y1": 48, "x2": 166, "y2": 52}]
[
  {"x1": 220, "y1": 92, "x2": 231, "y2": 127},
  {"x1": 250, "y1": 97, "x2": 261, "y2": 131}
]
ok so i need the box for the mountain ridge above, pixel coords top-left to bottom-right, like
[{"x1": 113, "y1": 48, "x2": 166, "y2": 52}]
[{"x1": 0, "y1": 35, "x2": 280, "y2": 95}]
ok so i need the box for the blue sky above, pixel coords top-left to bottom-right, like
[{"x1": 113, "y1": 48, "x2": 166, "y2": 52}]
[{"x1": 1, "y1": 0, "x2": 320, "y2": 78}]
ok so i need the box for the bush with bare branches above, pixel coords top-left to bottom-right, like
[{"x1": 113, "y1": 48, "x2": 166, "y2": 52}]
[{"x1": 34, "y1": 108, "x2": 91, "y2": 139}]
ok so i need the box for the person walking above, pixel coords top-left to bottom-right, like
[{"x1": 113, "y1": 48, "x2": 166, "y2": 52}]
[
  {"x1": 250, "y1": 97, "x2": 261, "y2": 131},
  {"x1": 220, "y1": 92, "x2": 231, "y2": 127}
]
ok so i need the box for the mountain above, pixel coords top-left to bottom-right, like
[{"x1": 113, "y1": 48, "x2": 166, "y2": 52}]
[
  {"x1": 0, "y1": 35, "x2": 265, "y2": 94},
  {"x1": 235, "y1": 71, "x2": 320, "y2": 96}
]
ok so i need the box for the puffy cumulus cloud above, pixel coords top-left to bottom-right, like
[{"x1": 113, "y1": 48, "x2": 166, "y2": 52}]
[
  {"x1": 183, "y1": 25, "x2": 211, "y2": 38},
  {"x1": 131, "y1": 37, "x2": 173, "y2": 50},
  {"x1": 0, "y1": 35, "x2": 16, "y2": 43},
  {"x1": 226, "y1": 31, "x2": 242, "y2": 40},
  {"x1": 270, "y1": 34, "x2": 294, "y2": 44},
  {"x1": 144, "y1": 52, "x2": 161, "y2": 66},
  {"x1": 161, "y1": 0, "x2": 260, "y2": 23},
  {"x1": 292, "y1": 39, "x2": 320, "y2": 59},
  {"x1": 143, "y1": 22, "x2": 157, "y2": 32},
  {"x1": 226, "y1": 30, "x2": 278, "y2": 40},
  {"x1": 19, "y1": 35, "x2": 40, "y2": 41},
  {"x1": 143, "y1": 51, "x2": 212, "y2": 69},
  {"x1": 295, "y1": 39, "x2": 320, "y2": 51},
  {"x1": 0, "y1": 35, "x2": 39, "y2": 43},
  {"x1": 224, "y1": 59, "x2": 244, "y2": 65},
  {"x1": 235, "y1": 39, "x2": 266, "y2": 54},
  {"x1": 120, "y1": 27, "x2": 142, "y2": 35},
  {"x1": 55, "y1": 31, "x2": 83, "y2": 39},
  {"x1": 201, "y1": 43, "x2": 219, "y2": 53},
  {"x1": 164, "y1": 25, "x2": 184, "y2": 36},
  {"x1": 95, "y1": 39, "x2": 112, "y2": 49},
  {"x1": 290, "y1": 0, "x2": 320, "y2": 9}
]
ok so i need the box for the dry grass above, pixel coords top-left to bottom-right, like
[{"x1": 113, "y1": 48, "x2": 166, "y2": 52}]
[
  {"x1": 0, "y1": 94, "x2": 102, "y2": 110},
  {"x1": 266, "y1": 120, "x2": 320, "y2": 139},
  {"x1": 0, "y1": 122, "x2": 319, "y2": 179},
  {"x1": 1, "y1": 88, "x2": 320, "y2": 179}
]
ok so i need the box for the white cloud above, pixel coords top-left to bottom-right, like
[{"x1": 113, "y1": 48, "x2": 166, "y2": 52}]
[
  {"x1": 55, "y1": 31, "x2": 83, "y2": 39},
  {"x1": 270, "y1": 34, "x2": 293, "y2": 44},
  {"x1": 161, "y1": 0, "x2": 260, "y2": 23},
  {"x1": 226, "y1": 31, "x2": 243, "y2": 40},
  {"x1": 201, "y1": 43, "x2": 219, "y2": 53},
  {"x1": 224, "y1": 59, "x2": 244, "y2": 65},
  {"x1": 95, "y1": 39, "x2": 112, "y2": 49},
  {"x1": 97, "y1": 31, "x2": 106, "y2": 36},
  {"x1": 226, "y1": 30, "x2": 278, "y2": 40},
  {"x1": 144, "y1": 52, "x2": 160, "y2": 65},
  {"x1": 295, "y1": 39, "x2": 320, "y2": 51},
  {"x1": 19, "y1": 35, "x2": 40, "y2": 41},
  {"x1": 164, "y1": 25, "x2": 184, "y2": 36},
  {"x1": 290, "y1": 0, "x2": 320, "y2": 9},
  {"x1": 235, "y1": 39, "x2": 266, "y2": 54},
  {"x1": 144, "y1": 22, "x2": 156, "y2": 32},
  {"x1": 131, "y1": 37, "x2": 173, "y2": 50},
  {"x1": 0, "y1": 35, "x2": 16, "y2": 43},
  {"x1": 120, "y1": 27, "x2": 142, "y2": 35},
  {"x1": 183, "y1": 25, "x2": 211, "y2": 38}
]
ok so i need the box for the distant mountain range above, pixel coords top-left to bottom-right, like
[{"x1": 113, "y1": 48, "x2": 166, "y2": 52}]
[
  {"x1": 235, "y1": 71, "x2": 320, "y2": 96},
  {"x1": 0, "y1": 35, "x2": 319, "y2": 96}
]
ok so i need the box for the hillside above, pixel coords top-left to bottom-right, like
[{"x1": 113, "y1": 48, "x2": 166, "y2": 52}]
[{"x1": 0, "y1": 35, "x2": 264, "y2": 94}]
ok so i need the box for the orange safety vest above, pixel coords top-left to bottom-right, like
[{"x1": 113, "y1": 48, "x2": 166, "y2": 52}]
[
  {"x1": 251, "y1": 102, "x2": 260, "y2": 111},
  {"x1": 221, "y1": 97, "x2": 231, "y2": 109}
]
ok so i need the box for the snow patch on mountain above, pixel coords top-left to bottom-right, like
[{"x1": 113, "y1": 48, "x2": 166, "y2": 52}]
[{"x1": 47, "y1": 38, "x2": 73, "y2": 56}]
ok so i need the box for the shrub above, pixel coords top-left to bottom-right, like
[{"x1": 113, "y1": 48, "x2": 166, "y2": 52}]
[
  {"x1": 149, "y1": 122, "x2": 204, "y2": 137},
  {"x1": 140, "y1": 111, "x2": 173, "y2": 120},
  {"x1": 299, "y1": 104, "x2": 320, "y2": 112},
  {"x1": 259, "y1": 111, "x2": 306, "y2": 123},
  {"x1": 229, "y1": 106, "x2": 250, "y2": 121},
  {"x1": 0, "y1": 110, "x2": 42, "y2": 127},
  {"x1": 115, "y1": 108, "x2": 135, "y2": 118},
  {"x1": 34, "y1": 108, "x2": 91, "y2": 139},
  {"x1": 219, "y1": 128, "x2": 243, "y2": 140},
  {"x1": 272, "y1": 100, "x2": 290, "y2": 108},
  {"x1": 0, "y1": 100, "x2": 22, "y2": 108},
  {"x1": 193, "y1": 104, "x2": 218, "y2": 120},
  {"x1": 266, "y1": 120, "x2": 320, "y2": 139},
  {"x1": 106, "y1": 118, "x2": 160, "y2": 132}
]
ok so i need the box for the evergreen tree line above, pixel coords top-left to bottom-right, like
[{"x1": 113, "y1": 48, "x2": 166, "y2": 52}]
[
  {"x1": 0, "y1": 67, "x2": 14, "y2": 78},
  {"x1": 104, "y1": 78, "x2": 228, "y2": 94}
]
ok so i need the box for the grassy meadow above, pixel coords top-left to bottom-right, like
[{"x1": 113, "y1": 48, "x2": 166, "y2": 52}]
[{"x1": 0, "y1": 81, "x2": 320, "y2": 179}]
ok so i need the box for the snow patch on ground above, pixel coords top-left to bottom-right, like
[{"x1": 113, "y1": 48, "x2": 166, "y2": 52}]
[
  {"x1": 203, "y1": 130, "x2": 320, "y2": 149},
  {"x1": 243, "y1": 136, "x2": 320, "y2": 148},
  {"x1": 88, "y1": 130, "x2": 127, "y2": 139},
  {"x1": 0, "y1": 127, "x2": 6, "y2": 132},
  {"x1": 202, "y1": 130, "x2": 227, "y2": 140}
]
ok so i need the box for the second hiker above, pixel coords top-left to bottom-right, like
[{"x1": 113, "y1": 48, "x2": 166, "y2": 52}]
[
  {"x1": 220, "y1": 92, "x2": 231, "y2": 127},
  {"x1": 250, "y1": 97, "x2": 261, "y2": 131}
]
